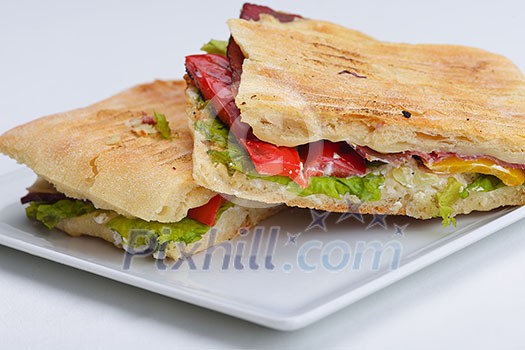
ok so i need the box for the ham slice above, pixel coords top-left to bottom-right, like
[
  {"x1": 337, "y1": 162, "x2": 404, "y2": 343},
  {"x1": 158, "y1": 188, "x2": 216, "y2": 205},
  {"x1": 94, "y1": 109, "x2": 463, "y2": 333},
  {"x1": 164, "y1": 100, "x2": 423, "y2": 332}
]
[{"x1": 355, "y1": 145, "x2": 525, "y2": 170}]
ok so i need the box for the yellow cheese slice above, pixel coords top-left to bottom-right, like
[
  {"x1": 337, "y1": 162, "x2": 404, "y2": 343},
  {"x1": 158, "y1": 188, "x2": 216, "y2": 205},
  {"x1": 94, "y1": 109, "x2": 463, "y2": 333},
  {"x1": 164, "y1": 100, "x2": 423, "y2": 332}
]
[{"x1": 425, "y1": 157, "x2": 525, "y2": 187}]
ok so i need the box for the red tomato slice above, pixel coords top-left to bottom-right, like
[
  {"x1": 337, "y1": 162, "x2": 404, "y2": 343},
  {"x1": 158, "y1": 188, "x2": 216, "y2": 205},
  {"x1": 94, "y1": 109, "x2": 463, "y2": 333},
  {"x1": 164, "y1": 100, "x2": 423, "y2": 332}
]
[
  {"x1": 186, "y1": 54, "x2": 367, "y2": 187},
  {"x1": 185, "y1": 54, "x2": 243, "y2": 130},
  {"x1": 301, "y1": 141, "x2": 366, "y2": 179},
  {"x1": 241, "y1": 138, "x2": 304, "y2": 182},
  {"x1": 187, "y1": 195, "x2": 225, "y2": 227},
  {"x1": 185, "y1": 54, "x2": 305, "y2": 185},
  {"x1": 186, "y1": 4, "x2": 367, "y2": 188}
]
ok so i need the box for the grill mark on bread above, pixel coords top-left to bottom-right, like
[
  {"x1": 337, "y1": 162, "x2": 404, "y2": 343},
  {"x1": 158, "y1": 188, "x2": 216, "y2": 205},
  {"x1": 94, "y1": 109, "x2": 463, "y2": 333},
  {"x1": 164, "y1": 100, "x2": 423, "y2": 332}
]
[
  {"x1": 318, "y1": 52, "x2": 368, "y2": 68},
  {"x1": 312, "y1": 42, "x2": 364, "y2": 59},
  {"x1": 89, "y1": 156, "x2": 99, "y2": 177},
  {"x1": 159, "y1": 153, "x2": 192, "y2": 167},
  {"x1": 0, "y1": 80, "x2": 217, "y2": 223},
  {"x1": 305, "y1": 57, "x2": 360, "y2": 71},
  {"x1": 230, "y1": 18, "x2": 525, "y2": 163}
]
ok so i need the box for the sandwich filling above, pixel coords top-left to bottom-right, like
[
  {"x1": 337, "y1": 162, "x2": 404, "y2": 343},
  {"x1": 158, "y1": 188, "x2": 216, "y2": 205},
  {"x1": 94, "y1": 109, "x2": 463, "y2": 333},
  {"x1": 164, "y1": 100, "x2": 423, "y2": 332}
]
[
  {"x1": 23, "y1": 178, "x2": 233, "y2": 254},
  {"x1": 185, "y1": 3, "x2": 525, "y2": 225}
]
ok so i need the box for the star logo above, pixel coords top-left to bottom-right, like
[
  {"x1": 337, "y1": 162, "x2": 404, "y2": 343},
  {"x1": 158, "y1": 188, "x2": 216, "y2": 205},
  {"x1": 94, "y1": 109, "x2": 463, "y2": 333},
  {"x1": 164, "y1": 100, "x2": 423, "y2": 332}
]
[
  {"x1": 336, "y1": 211, "x2": 365, "y2": 224},
  {"x1": 392, "y1": 223, "x2": 409, "y2": 237},
  {"x1": 306, "y1": 210, "x2": 330, "y2": 232},
  {"x1": 336, "y1": 202, "x2": 365, "y2": 224},
  {"x1": 284, "y1": 232, "x2": 301, "y2": 246},
  {"x1": 366, "y1": 214, "x2": 388, "y2": 230}
]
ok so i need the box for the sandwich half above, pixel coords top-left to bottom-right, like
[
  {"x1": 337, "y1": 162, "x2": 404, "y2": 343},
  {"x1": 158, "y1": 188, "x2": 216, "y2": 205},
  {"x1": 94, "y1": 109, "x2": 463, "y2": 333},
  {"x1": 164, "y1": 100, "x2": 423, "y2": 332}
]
[
  {"x1": 0, "y1": 80, "x2": 279, "y2": 260},
  {"x1": 186, "y1": 3, "x2": 525, "y2": 225}
]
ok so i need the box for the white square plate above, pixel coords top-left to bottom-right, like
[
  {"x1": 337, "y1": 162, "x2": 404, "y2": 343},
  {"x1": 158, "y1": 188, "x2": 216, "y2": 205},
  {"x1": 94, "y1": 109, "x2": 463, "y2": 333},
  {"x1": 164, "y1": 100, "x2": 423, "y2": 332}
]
[{"x1": 1, "y1": 168, "x2": 524, "y2": 331}]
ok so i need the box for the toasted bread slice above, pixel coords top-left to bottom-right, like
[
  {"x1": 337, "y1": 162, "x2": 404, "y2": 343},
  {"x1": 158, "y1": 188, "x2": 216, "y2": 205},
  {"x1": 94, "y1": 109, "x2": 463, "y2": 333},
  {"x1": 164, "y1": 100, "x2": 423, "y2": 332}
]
[
  {"x1": 0, "y1": 81, "x2": 216, "y2": 223},
  {"x1": 229, "y1": 16, "x2": 525, "y2": 165}
]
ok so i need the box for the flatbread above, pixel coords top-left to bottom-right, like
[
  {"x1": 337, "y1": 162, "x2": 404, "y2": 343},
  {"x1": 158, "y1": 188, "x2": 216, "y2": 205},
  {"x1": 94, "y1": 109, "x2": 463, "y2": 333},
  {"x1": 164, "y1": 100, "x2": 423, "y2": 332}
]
[
  {"x1": 229, "y1": 16, "x2": 525, "y2": 165},
  {"x1": 0, "y1": 80, "x2": 215, "y2": 223}
]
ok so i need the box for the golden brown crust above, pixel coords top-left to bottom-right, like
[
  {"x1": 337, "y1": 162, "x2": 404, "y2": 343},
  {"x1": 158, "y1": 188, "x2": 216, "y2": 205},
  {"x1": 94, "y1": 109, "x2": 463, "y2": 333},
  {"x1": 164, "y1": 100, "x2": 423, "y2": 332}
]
[
  {"x1": 0, "y1": 80, "x2": 216, "y2": 222},
  {"x1": 229, "y1": 16, "x2": 525, "y2": 165}
]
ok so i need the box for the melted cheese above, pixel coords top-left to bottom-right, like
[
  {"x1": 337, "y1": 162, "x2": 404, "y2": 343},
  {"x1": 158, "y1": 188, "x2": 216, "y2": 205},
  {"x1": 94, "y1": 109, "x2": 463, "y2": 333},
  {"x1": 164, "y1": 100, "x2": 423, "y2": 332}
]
[{"x1": 425, "y1": 157, "x2": 525, "y2": 186}]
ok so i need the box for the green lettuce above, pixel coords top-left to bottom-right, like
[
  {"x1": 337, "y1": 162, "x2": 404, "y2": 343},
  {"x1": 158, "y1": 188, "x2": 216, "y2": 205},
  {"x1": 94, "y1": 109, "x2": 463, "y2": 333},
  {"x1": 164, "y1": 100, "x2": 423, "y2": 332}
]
[
  {"x1": 26, "y1": 200, "x2": 96, "y2": 229},
  {"x1": 460, "y1": 174, "x2": 504, "y2": 199},
  {"x1": 254, "y1": 175, "x2": 294, "y2": 186},
  {"x1": 107, "y1": 200, "x2": 234, "y2": 249},
  {"x1": 27, "y1": 196, "x2": 234, "y2": 249},
  {"x1": 107, "y1": 216, "x2": 210, "y2": 247},
  {"x1": 208, "y1": 144, "x2": 254, "y2": 176},
  {"x1": 153, "y1": 112, "x2": 171, "y2": 139},
  {"x1": 437, "y1": 178, "x2": 464, "y2": 227},
  {"x1": 195, "y1": 117, "x2": 385, "y2": 202},
  {"x1": 200, "y1": 39, "x2": 228, "y2": 55},
  {"x1": 195, "y1": 118, "x2": 229, "y2": 148},
  {"x1": 286, "y1": 174, "x2": 384, "y2": 201},
  {"x1": 196, "y1": 118, "x2": 255, "y2": 175},
  {"x1": 436, "y1": 175, "x2": 506, "y2": 227}
]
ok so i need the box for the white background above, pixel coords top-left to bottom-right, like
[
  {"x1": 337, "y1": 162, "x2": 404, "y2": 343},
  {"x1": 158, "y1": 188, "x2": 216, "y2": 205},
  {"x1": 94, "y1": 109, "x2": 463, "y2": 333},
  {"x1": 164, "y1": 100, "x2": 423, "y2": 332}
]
[{"x1": 1, "y1": 0, "x2": 525, "y2": 348}]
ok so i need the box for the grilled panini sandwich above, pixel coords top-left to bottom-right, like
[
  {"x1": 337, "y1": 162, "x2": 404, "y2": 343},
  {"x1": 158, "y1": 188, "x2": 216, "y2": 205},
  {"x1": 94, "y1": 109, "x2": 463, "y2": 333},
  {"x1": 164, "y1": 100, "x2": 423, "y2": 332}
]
[
  {"x1": 0, "y1": 80, "x2": 279, "y2": 259},
  {"x1": 186, "y1": 3, "x2": 525, "y2": 225}
]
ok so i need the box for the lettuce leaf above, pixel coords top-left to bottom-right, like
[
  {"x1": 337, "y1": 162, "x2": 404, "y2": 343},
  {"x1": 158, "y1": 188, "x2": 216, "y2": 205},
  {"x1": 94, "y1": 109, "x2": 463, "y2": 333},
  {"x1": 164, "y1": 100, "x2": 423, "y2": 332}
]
[
  {"x1": 436, "y1": 175, "x2": 506, "y2": 227},
  {"x1": 208, "y1": 142, "x2": 255, "y2": 176},
  {"x1": 287, "y1": 174, "x2": 384, "y2": 201},
  {"x1": 195, "y1": 118, "x2": 229, "y2": 148},
  {"x1": 460, "y1": 174, "x2": 504, "y2": 199},
  {"x1": 254, "y1": 175, "x2": 294, "y2": 186},
  {"x1": 437, "y1": 178, "x2": 464, "y2": 227},
  {"x1": 107, "y1": 200, "x2": 234, "y2": 248},
  {"x1": 107, "y1": 216, "x2": 210, "y2": 247},
  {"x1": 207, "y1": 141, "x2": 246, "y2": 175},
  {"x1": 26, "y1": 200, "x2": 96, "y2": 229},
  {"x1": 200, "y1": 39, "x2": 228, "y2": 55},
  {"x1": 344, "y1": 175, "x2": 385, "y2": 201},
  {"x1": 196, "y1": 118, "x2": 255, "y2": 175},
  {"x1": 196, "y1": 117, "x2": 385, "y2": 201},
  {"x1": 153, "y1": 112, "x2": 171, "y2": 139},
  {"x1": 26, "y1": 196, "x2": 234, "y2": 249}
]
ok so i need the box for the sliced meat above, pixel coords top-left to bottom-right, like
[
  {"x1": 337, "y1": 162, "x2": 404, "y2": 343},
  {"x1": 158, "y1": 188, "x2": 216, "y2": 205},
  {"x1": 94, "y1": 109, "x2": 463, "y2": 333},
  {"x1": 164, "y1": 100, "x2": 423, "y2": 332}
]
[
  {"x1": 21, "y1": 192, "x2": 67, "y2": 204},
  {"x1": 239, "y1": 3, "x2": 302, "y2": 22}
]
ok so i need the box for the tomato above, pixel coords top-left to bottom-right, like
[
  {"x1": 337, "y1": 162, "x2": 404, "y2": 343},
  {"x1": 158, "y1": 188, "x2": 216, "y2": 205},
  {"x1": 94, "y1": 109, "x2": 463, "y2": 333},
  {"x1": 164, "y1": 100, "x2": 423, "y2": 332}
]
[
  {"x1": 187, "y1": 195, "x2": 225, "y2": 227},
  {"x1": 185, "y1": 54, "x2": 305, "y2": 185},
  {"x1": 187, "y1": 36, "x2": 369, "y2": 188},
  {"x1": 185, "y1": 54, "x2": 243, "y2": 130},
  {"x1": 186, "y1": 54, "x2": 368, "y2": 187},
  {"x1": 301, "y1": 141, "x2": 366, "y2": 179},
  {"x1": 242, "y1": 138, "x2": 304, "y2": 184}
]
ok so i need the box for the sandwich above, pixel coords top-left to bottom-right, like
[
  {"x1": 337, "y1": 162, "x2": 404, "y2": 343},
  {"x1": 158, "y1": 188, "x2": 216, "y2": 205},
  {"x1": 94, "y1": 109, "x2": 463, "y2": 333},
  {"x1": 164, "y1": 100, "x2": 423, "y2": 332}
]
[
  {"x1": 0, "y1": 80, "x2": 280, "y2": 260},
  {"x1": 185, "y1": 3, "x2": 525, "y2": 225}
]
